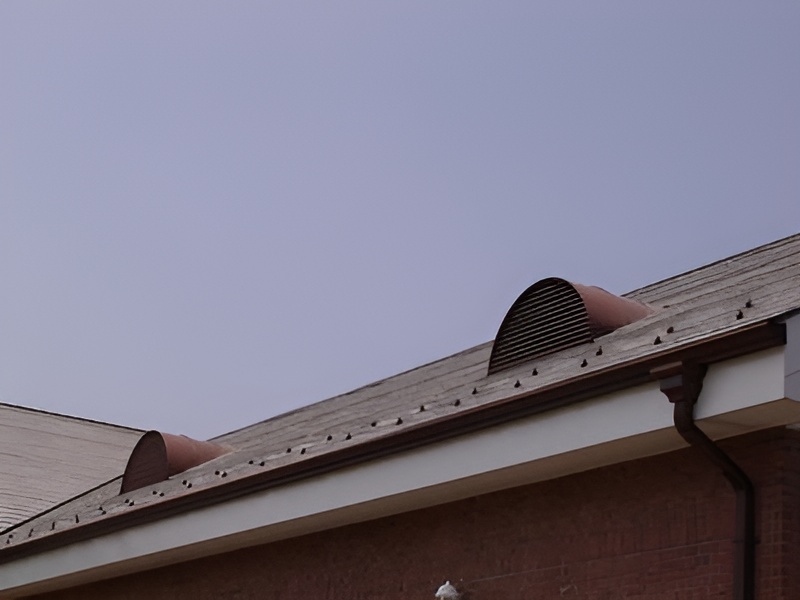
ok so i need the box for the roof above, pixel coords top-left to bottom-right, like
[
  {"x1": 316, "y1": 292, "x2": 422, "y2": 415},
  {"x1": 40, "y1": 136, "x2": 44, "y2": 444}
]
[
  {"x1": 0, "y1": 404, "x2": 142, "y2": 530},
  {"x1": 2, "y1": 233, "x2": 800, "y2": 568},
  {"x1": 213, "y1": 232, "x2": 800, "y2": 452}
]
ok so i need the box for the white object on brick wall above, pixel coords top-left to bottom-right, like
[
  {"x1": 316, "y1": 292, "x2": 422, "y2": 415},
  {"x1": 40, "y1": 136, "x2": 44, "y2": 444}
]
[{"x1": 435, "y1": 581, "x2": 460, "y2": 599}]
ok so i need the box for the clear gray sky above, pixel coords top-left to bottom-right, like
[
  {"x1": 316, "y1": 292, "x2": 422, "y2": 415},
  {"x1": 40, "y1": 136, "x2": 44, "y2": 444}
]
[{"x1": 1, "y1": 2, "x2": 798, "y2": 440}]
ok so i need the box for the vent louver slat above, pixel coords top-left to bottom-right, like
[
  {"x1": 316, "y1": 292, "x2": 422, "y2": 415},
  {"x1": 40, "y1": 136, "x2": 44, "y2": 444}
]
[
  {"x1": 500, "y1": 306, "x2": 588, "y2": 338},
  {"x1": 488, "y1": 278, "x2": 654, "y2": 375},
  {"x1": 499, "y1": 319, "x2": 590, "y2": 350}
]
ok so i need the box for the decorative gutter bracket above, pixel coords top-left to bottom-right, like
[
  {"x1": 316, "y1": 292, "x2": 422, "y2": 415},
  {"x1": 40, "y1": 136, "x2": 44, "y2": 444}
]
[{"x1": 652, "y1": 361, "x2": 755, "y2": 600}]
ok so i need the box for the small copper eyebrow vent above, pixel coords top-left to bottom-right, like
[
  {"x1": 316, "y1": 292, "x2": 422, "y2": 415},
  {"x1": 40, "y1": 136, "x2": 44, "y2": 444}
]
[
  {"x1": 488, "y1": 278, "x2": 654, "y2": 375},
  {"x1": 121, "y1": 431, "x2": 231, "y2": 494}
]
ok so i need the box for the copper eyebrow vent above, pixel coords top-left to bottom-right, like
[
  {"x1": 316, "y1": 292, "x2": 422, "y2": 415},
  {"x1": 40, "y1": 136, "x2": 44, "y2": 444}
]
[
  {"x1": 121, "y1": 431, "x2": 231, "y2": 494},
  {"x1": 488, "y1": 277, "x2": 653, "y2": 375}
]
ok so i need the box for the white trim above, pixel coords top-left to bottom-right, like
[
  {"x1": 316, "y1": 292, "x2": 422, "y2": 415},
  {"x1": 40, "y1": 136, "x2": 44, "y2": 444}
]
[
  {"x1": 2, "y1": 347, "x2": 798, "y2": 598},
  {"x1": 783, "y1": 313, "x2": 800, "y2": 401}
]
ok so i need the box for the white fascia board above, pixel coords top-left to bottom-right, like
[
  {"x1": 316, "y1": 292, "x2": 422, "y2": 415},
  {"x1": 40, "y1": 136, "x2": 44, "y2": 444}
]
[
  {"x1": 696, "y1": 345, "x2": 786, "y2": 418},
  {"x1": 783, "y1": 313, "x2": 800, "y2": 401},
  {"x1": 2, "y1": 347, "x2": 797, "y2": 598}
]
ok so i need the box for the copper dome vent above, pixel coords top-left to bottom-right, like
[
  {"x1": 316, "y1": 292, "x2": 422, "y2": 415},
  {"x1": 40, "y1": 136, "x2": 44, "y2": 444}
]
[
  {"x1": 121, "y1": 431, "x2": 231, "y2": 494},
  {"x1": 488, "y1": 278, "x2": 653, "y2": 375}
]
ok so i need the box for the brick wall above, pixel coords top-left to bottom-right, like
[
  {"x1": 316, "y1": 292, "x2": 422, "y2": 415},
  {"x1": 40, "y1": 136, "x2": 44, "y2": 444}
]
[{"x1": 30, "y1": 428, "x2": 800, "y2": 600}]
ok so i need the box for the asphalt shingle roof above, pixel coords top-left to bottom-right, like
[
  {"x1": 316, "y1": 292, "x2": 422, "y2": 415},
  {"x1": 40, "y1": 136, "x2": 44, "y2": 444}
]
[{"x1": 3, "y1": 233, "x2": 800, "y2": 554}]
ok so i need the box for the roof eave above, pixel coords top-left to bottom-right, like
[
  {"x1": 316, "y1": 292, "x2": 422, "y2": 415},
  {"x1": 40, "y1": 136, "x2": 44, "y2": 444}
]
[{"x1": 0, "y1": 318, "x2": 786, "y2": 567}]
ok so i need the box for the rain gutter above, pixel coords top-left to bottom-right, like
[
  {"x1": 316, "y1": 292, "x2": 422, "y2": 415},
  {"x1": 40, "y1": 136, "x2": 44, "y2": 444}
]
[{"x1": 653, "y1": 361, "x2": 755, "y2": 600}]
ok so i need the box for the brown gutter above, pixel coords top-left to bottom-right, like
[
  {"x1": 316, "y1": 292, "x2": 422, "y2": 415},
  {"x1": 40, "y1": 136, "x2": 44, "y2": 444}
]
[
  {"x1": 0, "y1": 321, "x2": 784, "y2": 565},
  {"x1": 653, "y1": 361, "x2": 755, "y2": 600}
]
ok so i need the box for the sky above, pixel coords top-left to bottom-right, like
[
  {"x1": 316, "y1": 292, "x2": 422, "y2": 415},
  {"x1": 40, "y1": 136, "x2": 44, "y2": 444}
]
[{"x1": 1, "y1": 2, "x2": 798, "y2": 440}]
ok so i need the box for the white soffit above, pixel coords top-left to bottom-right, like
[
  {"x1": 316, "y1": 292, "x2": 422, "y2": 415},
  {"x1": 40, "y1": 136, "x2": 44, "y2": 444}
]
[{"x1": 2, "y1": 346, "x2": 798, "y2": 598}]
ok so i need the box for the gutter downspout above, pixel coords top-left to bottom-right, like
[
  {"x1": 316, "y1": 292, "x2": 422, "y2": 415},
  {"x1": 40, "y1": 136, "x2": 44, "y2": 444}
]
[{"x1": 652, "y1": 362, "x2": 755, "y2": 600}]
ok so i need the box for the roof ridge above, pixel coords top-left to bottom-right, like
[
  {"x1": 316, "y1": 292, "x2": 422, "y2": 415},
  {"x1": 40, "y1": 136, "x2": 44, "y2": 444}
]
[
  {"x1": 623, "y1": 233, "x2": 800, "y2": 299},
  {"x1": 0, "y1": 401, "x2": 144, "y2": 433}
]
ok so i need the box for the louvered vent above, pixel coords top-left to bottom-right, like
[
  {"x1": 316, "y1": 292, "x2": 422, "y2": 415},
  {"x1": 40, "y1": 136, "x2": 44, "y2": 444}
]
[
  {"x1": 488, "y1": 278, "x2": 653, "y2": 375},
  {"x1": 121, "y1": 431, "x2": 230, "y2": 494}
]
